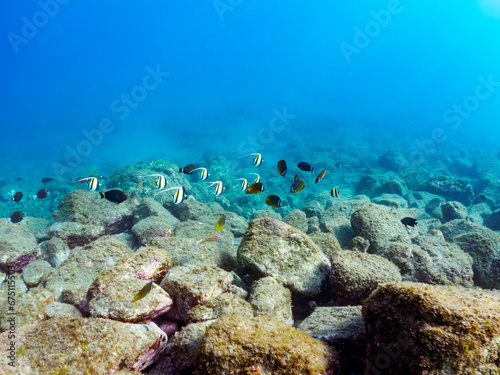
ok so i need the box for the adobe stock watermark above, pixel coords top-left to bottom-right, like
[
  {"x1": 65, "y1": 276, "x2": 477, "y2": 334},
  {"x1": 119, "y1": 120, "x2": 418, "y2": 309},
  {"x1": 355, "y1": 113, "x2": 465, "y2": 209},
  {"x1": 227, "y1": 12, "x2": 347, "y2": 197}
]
[
  {"x1": 409, "y1": 74, "x2": 500, "y2": 166},
  {"x1": 51, "y1": 64, "x2": 169, "y2": 177},
  {"x1": 339, "y1": 0, "x2": 413, "y2": 63},
  {"x1": 7, "y1": 0, "x2": 72, "y2": 54},
  {"x1": 213, "y1": 0, "x2": 243, "y2": 21}
]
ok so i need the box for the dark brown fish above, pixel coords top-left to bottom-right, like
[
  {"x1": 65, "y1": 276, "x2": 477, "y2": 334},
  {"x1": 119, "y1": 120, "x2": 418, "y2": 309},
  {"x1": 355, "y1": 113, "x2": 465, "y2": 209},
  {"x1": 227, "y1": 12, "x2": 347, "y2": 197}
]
[
  {"x1": 277, "y1": 160, "x2": 287, "y2": 177},
  {"x1": 179, "y1": 164, "x2": 196, "y2": 174},
  {"x1": 297, "y1": 162, "x2": 313, "y2": 173},
  {"x1": 12, "y1": 191, "x2": 23, "y2": 202},
  {"x1": 290, "y1": 179, "x2": 305, "y2": 193},
  {"x1": 10, "y1": 211, "x2": 24, "y2": 223},
  {"x1": 100, "y1": 190, "x2": 127, "y2": 203},
  {"x1": 401, "y1": 217, "x2": 417, "y2": 228},
  {"x1": 41, "y1": 177, "x2": 54, "y2": 183},
  {"x1": 265, "y1": 194, "x2": 282, "y2": 209},
  {"x1": 15, "y1": 178, "x2": 23, "y2": 182},
  {"x1": 36, "y1": 189, "x2": 48, "y2": 199},
  {"x1": 315, "y1": 169, "x2": 327, "y2": 184},
  {"x1": 246, "y1": 182, "x2": 265, "y2": 194}
]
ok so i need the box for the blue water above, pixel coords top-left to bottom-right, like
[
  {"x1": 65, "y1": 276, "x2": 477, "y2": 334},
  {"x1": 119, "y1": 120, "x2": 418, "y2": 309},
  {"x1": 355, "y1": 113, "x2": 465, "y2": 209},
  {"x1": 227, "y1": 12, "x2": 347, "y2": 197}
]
[{"x1": 1, "y1": 0, "x2": 500, "y2": 202}]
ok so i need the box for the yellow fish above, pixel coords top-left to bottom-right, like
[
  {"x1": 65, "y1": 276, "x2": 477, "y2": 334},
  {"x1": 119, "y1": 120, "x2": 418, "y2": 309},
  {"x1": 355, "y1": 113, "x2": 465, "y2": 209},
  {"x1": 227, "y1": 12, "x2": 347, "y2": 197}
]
[
  {"x1": 216, "y1": 214, "x2": 226, "y2": 231},
  {"x1": 132, "y1": 280, "x2": 154, "y2": 302}
]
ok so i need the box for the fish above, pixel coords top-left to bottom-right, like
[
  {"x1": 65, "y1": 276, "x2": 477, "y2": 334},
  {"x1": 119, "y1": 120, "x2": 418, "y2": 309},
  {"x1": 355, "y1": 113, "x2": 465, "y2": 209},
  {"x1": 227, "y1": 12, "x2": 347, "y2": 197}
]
[
  {"x1": 478, "y1": 194, "x2": 487, "y2": 200},
  {"x1": 8, "y1": 211, "x2": 24, "y2": 224},
  {"x1": 195, "y1": 233, "x2": 222, "y2": 248},
  {"x1": 297, "y1": 162, "x2": 313, "y2": 173},
  {"x1": 137, "y1": 174, "x2": 167, "y2": 189},
  {"x1": 246, "y1": 182, "x2": 265, "y2": 194},
  {"x1": 239, "y1": 153, "x2": 263, "y2": 166},
  {"x1": 12, "y1": 191, "x2": 23, "y2": 202},
  {"x1": 192, "y1": 167, "x2": 208, "y2": 180},
  {"x1": 41, "y1": 177, "x2": 54, "y2": 183},
  {"x1": 74, "y1": 177, "x2": 99, "y2": 191},
  {"x1": 36, "y1": 189, "x2": 48, "y2": 199},
  {"x1": 215, "y1": 214, "x2": 226, "y2": 231},
  {"x1": 250, "y1": 173, "x2": 260, "y2": 183},
  {"x1": 294, "y1": 173, "x2": 300, "y2": 182},
  {"x1": 237, "y1": 178, "x2": 248, "y2": 191},
  {"x1": 315, "y1": 169, "x2": 327, "y2": 184},
  {"x1": 265, "y1": 194, "x2": 282, "y2": 209},
  {"x1": 15, "y1": 178, "x2": 23, "y2": 182},
  {"x1": 277, "y1": 160, "x2": 287, "y2": 176},
  {"x1": 330, "y1": 186, "x2": 339, "y2": 198},
  {"x1": 155, "y1": 186, "x2": 186, "y2": 204},
  {"x1": 290, "y1": 179, "x2": 305, "y2": 193},
  {"x1": 206, "y1": 181, "x2": 224, "y2": 196},
  {"x1": 132, "y1": 280, "x2": 154, "y2": 303},
  {"x1": 135, "y1": 180, "x2": 143, "y2": 192},
  {"x1": 401, "y1": 217, "x2": 418, "y2": 228},
  {"x1": 89, "y1": 174, "x2": 106, "y2": 181},
  {"x1": 179, "y1": 164, "x2": 196, "y2": 174},
  {"x1": 100, "y1": 190, "x2": 127, "y2": 203}
]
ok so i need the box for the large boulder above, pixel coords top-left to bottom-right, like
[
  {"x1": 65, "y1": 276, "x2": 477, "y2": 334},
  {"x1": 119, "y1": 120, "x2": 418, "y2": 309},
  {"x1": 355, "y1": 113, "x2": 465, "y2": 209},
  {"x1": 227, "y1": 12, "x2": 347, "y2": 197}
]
[
  {"x1": 0, "y1": 220, "x2": 40, "y2": 273},
  {"x1": 363, "y1": 282, "x2": 500, "y2": 374},
  {"x1": 237, "y1": 217, "x2": 331, "y2": 297},
  {"x1": 420, "y1": 175, "x2": 474, "y2": 206}
]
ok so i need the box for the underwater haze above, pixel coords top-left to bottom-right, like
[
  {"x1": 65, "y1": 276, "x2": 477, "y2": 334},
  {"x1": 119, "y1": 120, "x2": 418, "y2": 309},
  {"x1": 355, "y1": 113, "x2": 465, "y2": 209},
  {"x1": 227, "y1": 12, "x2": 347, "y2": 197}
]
[{"x1": 2, "y1": 0, "x2": 500, "y2": 179}]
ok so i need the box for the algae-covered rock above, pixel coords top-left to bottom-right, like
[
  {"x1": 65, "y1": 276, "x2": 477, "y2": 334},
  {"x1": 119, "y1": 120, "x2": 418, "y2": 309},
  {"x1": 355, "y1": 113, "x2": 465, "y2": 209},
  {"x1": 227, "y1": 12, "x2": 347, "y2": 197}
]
[
  {"x1": 329, "y1": 250, "x2": 401, "y2": 305},
  {"x1": 309, "y1": 232, "x2": 343, "y2": 258},
  {"x1": 0, "y1": 287, "x2": 55, "y2": 333},
  {"x1": 0, "y1": 220, "x2": 40, "y2": 272},
  {"x1": 283, "y1": 209, "x2": 308, "y2": 232},
  {"x1": 441, "y1": 201, "x2": 469, "y2": 222},
  {"x1": 363, "y1": 282, "x2": 500, "y2": 374},
  {"x1": 88, "y1": 278, "x2": 172, "y2": 322},
  {"x1": 420, "y1": 175, "x2": 474, "y2": 205},
  {"x1": 485, "y1": 209, "x2": 500, "y2": 231},
  {"x1": 133, "y1": 197, "x2": 180, "y2": 226},
  {"x1": 43, "y1": 236, "x2": 132, "y2": 305},
  {"x1": 248, "y1": 276, "x2": 293, "y2": 325},
  {"x1": 187, "y1": 292, "x2": 253, "y2": 323},
  {"x1": 0, "y1": 317, "x2": 167, "y2": 373},
  {"x1": 21, "y1": 259, "x2": 52, "y2": 287},
  {"x1": 237, "y1": 217, "x2": 330, "y2": 297},
  {"x1": 195, "y1": 315, "x2": 340, "y2": 375},
  {"x1": 131, "y1": 216, "x2": 174, "y2": 245},
  {"x1": 49, "y1": 221, "x2": 103, "y2": 248},
  {"x1": 355, "y1": 174, "x2": 382, "y2": 197},
  {"x1": 40, "y1": 236, "x2": 71, "y2": 266},
  {"x1": 440, "y1": 218, "x2": 500, "y2": 243},
  {"x1": 45, "y1": 302, "x2": 82, "y2": 319},
  {"x1": 160, "y1": 264, "x2": 233, "y2": 321}
]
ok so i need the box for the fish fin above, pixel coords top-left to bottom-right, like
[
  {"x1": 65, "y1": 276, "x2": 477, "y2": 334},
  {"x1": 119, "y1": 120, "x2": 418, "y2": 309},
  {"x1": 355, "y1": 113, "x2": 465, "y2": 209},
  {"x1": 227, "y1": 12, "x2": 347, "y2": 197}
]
[{"x1": 99, "y1": 192, "x2": 105, "y2": 199}]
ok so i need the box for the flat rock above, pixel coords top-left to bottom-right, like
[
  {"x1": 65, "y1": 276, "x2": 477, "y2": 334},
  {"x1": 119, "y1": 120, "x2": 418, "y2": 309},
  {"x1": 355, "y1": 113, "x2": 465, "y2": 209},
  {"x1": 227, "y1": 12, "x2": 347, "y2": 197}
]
[{"x1": 44, "y1": 302, "x2": 82, "y2": 319}]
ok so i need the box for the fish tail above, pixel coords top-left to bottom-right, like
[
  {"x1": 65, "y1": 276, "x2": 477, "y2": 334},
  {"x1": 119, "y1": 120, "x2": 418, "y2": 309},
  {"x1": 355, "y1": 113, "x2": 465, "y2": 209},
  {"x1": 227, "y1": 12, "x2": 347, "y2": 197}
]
[
  {"x1": 195, "y1": 240, "x2": 200, "y2": 248},
  {"x1": 99, "y1": 192, "x2": 105, "y2": 199},
  {"x1": 178, "y1": 167, "x2": 183, "y2": 173}
]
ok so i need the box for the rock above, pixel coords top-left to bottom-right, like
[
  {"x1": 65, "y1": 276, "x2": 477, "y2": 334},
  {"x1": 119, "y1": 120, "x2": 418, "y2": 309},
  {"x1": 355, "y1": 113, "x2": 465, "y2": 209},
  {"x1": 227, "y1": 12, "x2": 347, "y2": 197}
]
[
  {"x1": 406, "y1": 191, "x2": 444, "y2": 212},
  {"x1": 309, "y1": 232, "x2": 343, "y2": 258},
  {"x1": 378, "y1": 148, "x2": 408, "y2": 171},
  {"x1": 53, "y1": 189, "x2": 134, "y2": 236},
  {"x1": 40, "y1": 236, "x2": 71, "y2": 267},
  {"x1": 43, "y1": 236, "x2": 133, "y2": 305},
  {"x1": 195, "y1": 315, "x2": 340, "y2": 375},
  {"x1": 131, "y1": 216, "x2": 174, "y2": 245},
  {"x1": 307, "y1": 216, "x2": 321, "y2": 234},
  {"x1": 251, "y1": 209, "x2": 282, "y2": 220},
  {"x1": 23, "y1": 217, "x2": 51, "y2": 242},
  {"x1": 248, "y1": 276, "x2": 293, "y2": 325},
  {"x1": 454, "y1": 232, "x2": 500, "y2": 289},
  {"x1": 363, "y1": 282, "x2": 500, "y2": 374},
  {"x1": 380, "y1": 176, "x2": 409, "y2": 196},
  {"x1": 187, "y1": 293, "x2": 253, "y2": 323},
  {"x1": 441, "y1": 201, "x2": 468, "y2": 222},
  {"x1": 350, "y1": 203, "x2": 411, "y2": 252},
  {"x1": 329, "y1": 250, "x2": 401, "y2": 305},
  {"x1": 160, "y1": 264, "x2": 233, "y2": 321},
  {"x1": 372, "y1": 193, "x2": 408, "y2": 208},
  {"x1": 484, "y1": 209, "x2": 500, "y2": 231},
  {"x1": 237, "y1": 217, "x2": 331, "y2": 297},
  {"x1": 88, "y1": 278, "x2": 173, "y2": 322},
  {"x1": 0, "y1": 288, "x2": 54, "y2": 333},
  {"x1": 322, "y1": 215, "x2": 356, "y2": 248},
  {"x1": 21, "y1": 259, "x2": 52, "y2": 287},
  {"x1": 170, "y1": 197, "x2": 211, "y2": 221},
  {"x1": 0, "y1": 317, "x2": 167, "y2": 373},
  {"x1": 0, "y1": 220, "x2": 40, "y2": 273},
  {"x1": 283, "y1": 209, "x2": 308, "y2": 232},
  {"x1": 420, "y1": 175, "x2": 474, "y2": 205},
  {"x1": 440, "y1": 219, "x2": 500, "y2": 243},
  {"x1": 401, "y1": 167, "x2": 431, "y2": 190},
  {"x1": 202, "y1": 211, "x2": 248, "y2": 237},
  {"x1": 45, "y1": 302, "x2": 82, "y2": 319},
  {"x1": 355, "y1": 175, "x2": 381, "y2": 197},
  {"x1": 474, "y1": 152, "x2": 500, "y2": 175},
  {"x1": 49, "y1": 221, "x2": 103, "y2": 248},
  {"x1": 350, "y1": 236, "x2": 370, "y2": 252},
  {"x1": 133, "y1": 198, "x2": 180, "y2": 226},
  {"x1": 379, "y1": 233, "x2": 474, "y2": 287}
]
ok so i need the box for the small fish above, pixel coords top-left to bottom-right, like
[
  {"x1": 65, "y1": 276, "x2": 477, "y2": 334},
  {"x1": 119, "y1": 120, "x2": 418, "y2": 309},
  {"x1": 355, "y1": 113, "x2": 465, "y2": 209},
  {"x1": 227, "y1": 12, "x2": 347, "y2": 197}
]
[
  {"x1": 277, "y1": 160, "x2": 287, "y2": 176},
  {"x1": 315, "y1": 169, "x2": 327, "y2": 184},
  {"x1": 41, "y1": 177, "x2": 54, "y2": 183},
  {"x1": 250, "y1": 173, "x2": 260, "y2": 183},
  {"x1": 297, "y1": 162, "x2": 313, "y2": 173},
  {"x1": 74, "y1": 177, "x2": 99, "y2": 191},
  {"x1": 36, "y1": 189, "x2": 48, "y2": 199},
  {"x1": 132, "y1": 280, "x2": 154, "y2": 303},
  {"x1": 136, "y1": 180, "x2": 144, "y2": 192},
  {"x1": 478, "y1": 194, "x2": 486, "y2": 200},
  {"x1": 290, "y1": 179, "x2": 305, "y2": 193},
  {"x1": 265, "y1": 194, "x2": 282, "y2": 209},
  {"x1": 137, "y1": 174, "x2": 167, "y2": 189},
  {"x1": 89, "y1": 174, "x2": 106, "y2": 181},
  {"x1": 195, "y1": 233, "x2": 222, "y2": 248},
  {"x1": 246, "y1": 182, "x2": 264, "y2": 194},
  {"x1": 100, "y1": 190, "x2": 127, "y2": 203},
  {"x1": 237, "y1": 178, "x2": 248, "y2": 191},
  {"x1": 239, "y1": 153, "x2": 263, "y2": 166},
  {"x1": 8, "y1": 211, "x2": 24, "y2": 224},
  {"x1": 294, "y1": 173, "x2": 300, "y2": 182},
  {"x1": 155, "y1": 186, "x2": 186, "y2": 204},
  {"x1": 192, "y1": 167, "x2": 208, "y2": 180},
  {"x1": 179, "y1": 164, "x2": 196, "y2": 174},
  {"x1": 12, "y1": 191, "x2": 23, "y2": 202},
  {"x1": 206, "y1": 181, "x2": 224, "y2": 197},
  {"x1": 15, "y1": 178, "x2": 23, "y2": 182},
  {"x1": 215, "y1": 214, "x2": 226, "y2": 231},
  {"x1": 330, "y1": 186, "x2": 339, "y2": 198},
  {"x1": 401, "y1": 217, "x2": 418, "y2": 228}
]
